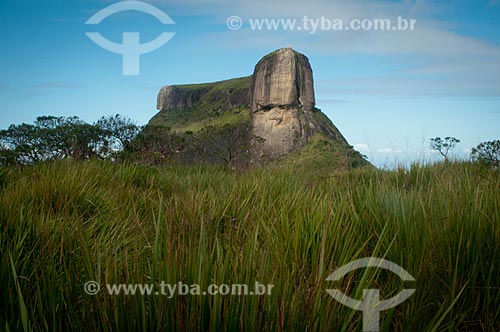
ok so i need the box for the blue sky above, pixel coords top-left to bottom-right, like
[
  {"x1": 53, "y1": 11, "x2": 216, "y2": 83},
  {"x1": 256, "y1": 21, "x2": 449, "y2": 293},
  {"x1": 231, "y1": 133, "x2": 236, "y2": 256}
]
[{"x1": 1, "y1": 0, "x2": 499, "y2": 167}]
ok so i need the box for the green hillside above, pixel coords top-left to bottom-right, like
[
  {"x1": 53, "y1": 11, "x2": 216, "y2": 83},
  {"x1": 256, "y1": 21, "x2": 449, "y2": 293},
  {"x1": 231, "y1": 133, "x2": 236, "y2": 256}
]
[
  {"x1": 146, "y1": 76, "x2": 368, "y2": 169},
  {"x1": 149, "y1": 76, "x2": 252, "y2": 134}
]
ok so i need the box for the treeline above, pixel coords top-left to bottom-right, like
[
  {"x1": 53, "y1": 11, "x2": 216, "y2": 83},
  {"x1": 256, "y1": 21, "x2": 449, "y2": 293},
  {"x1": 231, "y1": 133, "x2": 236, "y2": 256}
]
[
  {"x1": 0, "y1": 115, "x2": 141, "y2": 165},
  {"x1": 429, "y1": 136, "x2": 500, "y2": 167},
  {"x1": 0, "y1": 115, "x2": 250, "y2": 167},
  {"x1": 2, "y1": 115, "x2": 498, "y2": 168}
]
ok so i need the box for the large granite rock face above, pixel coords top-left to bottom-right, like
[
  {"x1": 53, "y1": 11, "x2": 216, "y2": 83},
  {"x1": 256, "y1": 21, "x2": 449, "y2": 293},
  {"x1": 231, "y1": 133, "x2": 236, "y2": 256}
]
[
  {"x1": 251, "y1": 48, "x2": 315, "y2": 112},
  {"x1": 153, "y1": 48, "x2": 357, "y2": 166},
  {"x1": 250, "y1": 48, "x2": 318, "y2": 160}
]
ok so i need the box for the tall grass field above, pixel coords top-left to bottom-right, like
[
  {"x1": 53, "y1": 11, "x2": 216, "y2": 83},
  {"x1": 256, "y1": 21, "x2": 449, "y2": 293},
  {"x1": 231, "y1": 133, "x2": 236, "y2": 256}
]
[{"x1": 1, "y1": 160, "x2": 499, "y2": 331}]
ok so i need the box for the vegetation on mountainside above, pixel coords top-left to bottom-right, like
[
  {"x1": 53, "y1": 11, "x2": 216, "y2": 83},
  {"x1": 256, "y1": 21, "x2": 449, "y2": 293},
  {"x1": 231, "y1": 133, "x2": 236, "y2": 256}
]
[{"x1": 149, "y1": 76, "x2": 252, "y2": 134}]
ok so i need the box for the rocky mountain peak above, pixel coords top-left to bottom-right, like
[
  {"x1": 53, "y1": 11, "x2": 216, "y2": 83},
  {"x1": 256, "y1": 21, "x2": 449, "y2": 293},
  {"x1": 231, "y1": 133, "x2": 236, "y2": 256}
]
[
  {"x1": 251, "y1": 47, "x2": 315, "y2": 113},
  {"x1": 250, "y1": 48, "x2": 319, "y2": 160},
  {"x1": 151, "y1": 48, "x2": 366, "y2": 169}
]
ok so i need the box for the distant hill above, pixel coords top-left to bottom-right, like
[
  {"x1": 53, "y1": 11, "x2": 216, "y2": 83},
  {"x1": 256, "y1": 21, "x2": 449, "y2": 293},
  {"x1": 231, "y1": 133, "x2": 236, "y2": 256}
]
[{"x1": 147, "y1": 48, "x2": 370, "y2": 171}]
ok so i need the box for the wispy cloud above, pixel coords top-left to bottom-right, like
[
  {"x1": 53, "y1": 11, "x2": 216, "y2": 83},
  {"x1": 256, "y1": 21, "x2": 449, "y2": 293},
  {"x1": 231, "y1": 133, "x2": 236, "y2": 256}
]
[
  {"x1": 155, "y1": 0, "x2": 449, "y2": 21},
  {"x1": 212, "y1": 25, "x2": 500, "y2": 97},
  {"x1": 354, "y1": 143, "x2": 370, "y2": 153},
  {"x1": 316, "y1": 73, "x2": 500, "y2": 98},
  {"x1": 0, "y1": 84, "x2": 13, "y2": 91},
  {"x1": 178, "y1": 0, "x2": 500, "y2": 98},
  {"x1": 48, "y1": 17, "x2": 86, "y2": 23},
  {"x1": 378, "y1": 147, "x2": 404, "y2": 154},
  {"x1": 22, "y1": 82, "x2": 85, "y2": 98},
  {"x1": 30, "y1": 82, "x2": 85, "y2": 89},
  {"x1": 316, "y1": 98, "x2": 349, "y2": 104}
]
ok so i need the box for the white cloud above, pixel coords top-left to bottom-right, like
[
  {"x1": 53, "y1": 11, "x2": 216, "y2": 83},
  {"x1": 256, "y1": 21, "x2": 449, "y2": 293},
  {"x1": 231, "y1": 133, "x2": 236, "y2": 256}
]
[
  {"x1": 108, "y1": 0, "x2": 500, "y2": 98},
  {"x1": 316, "y1": 98, "x2": 349, "y2": 105},
  {"x1": 191, "y1": 0, "x2": 500, "y2": 98},
  {"x1": 30, "y1": 82, "x2": 85, "y2": 89},
  {"x1": 378, "y1": 147, "x2": 404, "y2": 154},
  {"x1": 213, "y1": 36, "x2": 500, "y2": 103},
  {"x1": 21, "y1": 82, "x2": 85, "y2": 98},
  {"x1": 156, "y1": 0, "x2": 448, "y2": 22},
  {"x1": 315, "y1": 71, "x2": 500, "y2": 97},
  {"x1": 354, "y1": 143, "x2": 370, "y2": 153}
]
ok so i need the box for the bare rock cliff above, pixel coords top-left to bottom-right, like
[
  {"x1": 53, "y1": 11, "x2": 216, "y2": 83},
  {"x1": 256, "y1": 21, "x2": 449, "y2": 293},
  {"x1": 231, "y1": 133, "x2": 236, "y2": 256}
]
[
  {"x1": 156, "y1": 78, "x2": 251, "y2": 112},
  {"x1": 251, "y1": 48, "x2": 315, "y2": 112},
  {"x1": 250, "y1": 48, "x2": 328, "y2": 160},
  {"x1": 157, "y1": 86, "x2": 210, "y2": 111}
]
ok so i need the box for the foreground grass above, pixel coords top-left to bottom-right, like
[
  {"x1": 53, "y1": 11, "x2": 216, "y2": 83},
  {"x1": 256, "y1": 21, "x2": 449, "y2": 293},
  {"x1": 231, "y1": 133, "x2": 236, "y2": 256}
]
[{"x1": 1, "y1": 160, "x2": 499, "y2": 331}]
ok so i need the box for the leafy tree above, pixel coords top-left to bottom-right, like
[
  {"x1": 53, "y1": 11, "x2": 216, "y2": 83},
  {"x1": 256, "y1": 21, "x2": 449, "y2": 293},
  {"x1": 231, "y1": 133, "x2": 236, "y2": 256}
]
[
  {"x1": 35, "y1": 116, "x2": 106, "y2": 160},
  {"x1": 0, "y1": 123, "x2": 48, "y2": 163},
  {"x1": 34, "y1": 116, "x2": 96, "y2": 159},
  {"x1": 96, "y1": 114, "x2": 142, "y2": 153},
  {"x1": 0, "y1": 116, "x2": 108, "y2": 164},
  {"x1": 64, "y1": 122, "x2": 105, "y2": 160},
  {"x1": 34, "y1": 115, "x2": 67, "y2": 129},
  {"x1": 0, "y1": 115, "x2": 252, "y2": 167},
  {"x1": 0, "y1": 147, "x2": 19, "y2": 166},
  {"x1": 195, "y1": 123, "x2": 250, "y2": 167},
  {"x1": 471, "y1": 140, "x2": 500, "y2": 167},
  {"x1": 430, "y1": 137, "x2": 460, "y2": 160},
  {"x1": 128, "y1": 125, "x2": 184, "y2": 164}
]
